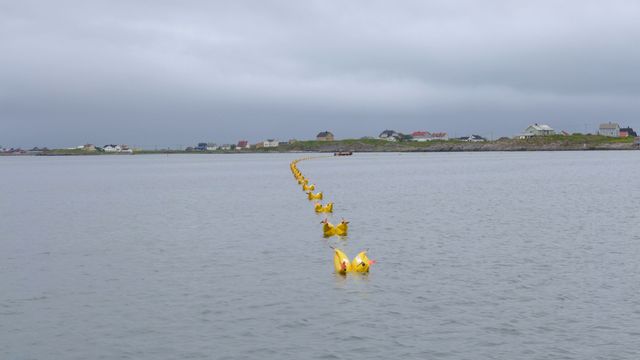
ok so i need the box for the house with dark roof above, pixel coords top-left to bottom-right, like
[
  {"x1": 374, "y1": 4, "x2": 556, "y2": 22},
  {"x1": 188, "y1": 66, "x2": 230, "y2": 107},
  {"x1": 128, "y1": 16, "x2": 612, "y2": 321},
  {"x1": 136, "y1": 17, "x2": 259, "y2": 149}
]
[
  {"x1": 262, "y1": 139, "x2": 279, "y2": 147},
  {"x1": 379, "y1": 130, "x2": 401, "y2": 141},
  {"x1": 620, "y1": 127, "x2": 637, "y2": 137},
  {"x1": 316, "y1": 131, "x2": 334, "y2": 141},
  {"x1": 459, "y1": 134, "x2": 487, "y2": 142}
]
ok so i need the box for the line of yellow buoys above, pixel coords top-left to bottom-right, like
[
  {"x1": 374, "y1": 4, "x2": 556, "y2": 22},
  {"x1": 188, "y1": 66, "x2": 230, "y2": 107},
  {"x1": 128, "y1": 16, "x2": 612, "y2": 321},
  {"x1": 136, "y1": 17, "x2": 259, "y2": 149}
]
[{"x1": 290, "y1": 157, "x2": 375, "y2": 275}]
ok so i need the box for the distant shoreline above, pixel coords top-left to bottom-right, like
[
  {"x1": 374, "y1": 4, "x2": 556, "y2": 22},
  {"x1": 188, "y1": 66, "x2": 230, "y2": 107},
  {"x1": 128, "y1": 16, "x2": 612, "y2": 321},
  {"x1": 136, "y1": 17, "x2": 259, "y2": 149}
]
[{"x1": 3, "y1": 135, "x2": 638, "y2": 156}]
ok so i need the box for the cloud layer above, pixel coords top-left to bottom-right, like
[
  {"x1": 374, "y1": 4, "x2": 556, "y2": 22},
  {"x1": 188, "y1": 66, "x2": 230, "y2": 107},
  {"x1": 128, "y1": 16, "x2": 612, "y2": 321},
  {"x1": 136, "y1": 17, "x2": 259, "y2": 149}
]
[{"x1": 2, "y1": 0, "x2": 640, "y2": 147}]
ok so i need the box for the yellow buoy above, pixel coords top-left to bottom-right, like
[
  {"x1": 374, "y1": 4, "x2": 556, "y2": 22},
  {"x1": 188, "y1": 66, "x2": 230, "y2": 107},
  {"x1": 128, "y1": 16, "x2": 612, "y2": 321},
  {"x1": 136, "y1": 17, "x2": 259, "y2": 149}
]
[
  {"x1": 314, "y1": 202, "x2": 333, "y2": 213},
  {"x1": 349, "y1": 251, "x2": 373, "y2": 273},
  {"x1": 333, "y1": 248, "x2": 374, "y2": 274},
  {"x1": 321, "y1": 218, "x2": 336, "y2": 237},
  {"x1": 333, "y1": 248, "x2": 350, "y2": 274},
  {"x1": 307, "y1": 191, "x2": 323, "y2": 200},
  {"x1": 302, "y1": 183, "x2": 315, "y2": 191},
  {"x1": 335, "y1": 219, "x2": 349, "y2": 236}
]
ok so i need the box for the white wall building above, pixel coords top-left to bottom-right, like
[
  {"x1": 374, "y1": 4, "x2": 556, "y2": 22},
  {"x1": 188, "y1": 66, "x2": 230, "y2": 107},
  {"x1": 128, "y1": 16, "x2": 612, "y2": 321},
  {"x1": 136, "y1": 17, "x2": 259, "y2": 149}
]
[
  {"x1": 103, "y1": 144, "x2": 121, "y2": 152},
  {"x1": 379, "y1": 130, "x2": 400, "y2": 141},
  {"x1": 598, "y1": 122, "x2": 620, "y2": 137},
  {"x1": 263, "y1": 139, "x2": 279, "y2": 147},
  {"x1": 103, "y1": 144, "x2": 132, "y2": 153},
  {"x1": 519, "y1": 124, "x2": 555, "y2": 138}
]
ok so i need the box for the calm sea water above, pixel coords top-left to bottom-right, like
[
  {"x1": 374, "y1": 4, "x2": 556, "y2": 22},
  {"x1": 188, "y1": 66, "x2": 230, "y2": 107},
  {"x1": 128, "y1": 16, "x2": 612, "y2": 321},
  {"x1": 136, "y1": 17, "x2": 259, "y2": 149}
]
[{"x1": 2, "y1": 152, "x2": 640, "y2": 359}]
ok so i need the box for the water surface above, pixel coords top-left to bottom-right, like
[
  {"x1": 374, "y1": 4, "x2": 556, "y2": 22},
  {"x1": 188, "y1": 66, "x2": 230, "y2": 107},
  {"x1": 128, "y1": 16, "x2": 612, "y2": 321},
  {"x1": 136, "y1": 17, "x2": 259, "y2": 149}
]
[{"x1": 2, "y1": 152, "x2": 640, "y2": 359}]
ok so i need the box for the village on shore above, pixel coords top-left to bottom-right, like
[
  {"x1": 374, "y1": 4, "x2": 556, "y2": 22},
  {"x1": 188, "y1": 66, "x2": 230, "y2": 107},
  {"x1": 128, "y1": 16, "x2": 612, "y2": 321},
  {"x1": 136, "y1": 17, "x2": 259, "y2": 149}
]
[{"x1": 2, "y1": 122, "x2": 639, "y2": 155}]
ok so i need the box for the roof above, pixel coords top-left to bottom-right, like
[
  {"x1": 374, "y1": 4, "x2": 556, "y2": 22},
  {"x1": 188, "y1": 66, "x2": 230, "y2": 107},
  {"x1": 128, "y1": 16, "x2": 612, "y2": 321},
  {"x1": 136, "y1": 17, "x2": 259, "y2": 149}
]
[
  {"x1": 411, "y1": 131, "x2": 430, "y2": 137},
  {"x1": 379, "y1": 130, "x2": 398, "y2": 137},
  {"x1": 317, "y1": 131, "x2": 333, "y2": 137},
  {"x1": 599, "y1": 122, "x2": 620, "y2": 129},
  {"x1": 528, "y1": 124, "x2": 554, "y2": 131}
]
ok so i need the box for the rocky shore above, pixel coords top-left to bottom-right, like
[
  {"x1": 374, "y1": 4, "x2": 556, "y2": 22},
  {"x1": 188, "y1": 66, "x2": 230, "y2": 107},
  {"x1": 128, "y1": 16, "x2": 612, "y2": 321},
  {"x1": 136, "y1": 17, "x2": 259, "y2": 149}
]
[
  {"x1": 283, "y1": 136, "x2": 638, "y2": 153},
  {"x1": 5, "y1": 135, "x2": 637, "y2": 156}
]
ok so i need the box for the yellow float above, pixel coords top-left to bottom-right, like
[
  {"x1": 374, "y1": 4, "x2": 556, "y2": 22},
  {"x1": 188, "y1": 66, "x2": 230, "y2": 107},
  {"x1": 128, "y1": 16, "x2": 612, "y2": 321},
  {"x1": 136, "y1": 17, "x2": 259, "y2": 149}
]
[
  {"x1": 307, "y1": 191, "x2": 323, "y2": 200},
  {"x1": 321, "y1": 218, "x2": 348, "y2": 237},
  {"x1": 321, "y1": 219, "x2": 336, "y2": 237},
  {"x1": 302, "y1": 183, "x2": 315, "y2": 191},
  {"x1": 314, "y1": 202, "x2": 333, "y2": 213},
  {"x1": 333, "y1": 248, "x2": 374, "y2": 274},
  {"x1": 335, "y1": 220, "x2": 349, "y2": 236}
]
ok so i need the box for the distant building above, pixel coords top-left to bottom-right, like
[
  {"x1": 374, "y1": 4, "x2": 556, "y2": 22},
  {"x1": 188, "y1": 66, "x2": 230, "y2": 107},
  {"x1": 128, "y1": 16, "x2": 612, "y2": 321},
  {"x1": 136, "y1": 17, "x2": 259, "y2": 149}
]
[
  {"x1": 518, "y1": 124, "x2": 555, "y2": 138},
  {"x1": 379, "y1": 130, "x2": 401, "y2": 141},
  {"x1": 411, "y1": 131, "x2": 448, "y2": 141},
  {"x1": 411, "y1": 131, "x2": 430, "y2": 142},
  {"x1": 206, "y1": 143, "x2": 217, "y2": 151},
  {"x1": 459, "y1": 134, "x2": 487, "y2": 142},
  {"x1": 237, "y1": 140, "x2": 249, "y2": 149},
  {"x1": 430, "y1": 132, "x2": 448, "y2": 141},
  {"x1": 316, "y1": 131, "x2": 334, "y2": 141},
  {"x1": 83, "y1": 144, "x2": 96, "y2": 151},
  {"x1": 263, "y1": 139, "x2": 279, "y2": 147},
  {"x1": 195, "y1": 142, "x2": 207, "y2": 151},
  {"x1": 102, "y1": 144, "x2": 132, "y2": 153},
  {"x1": 219, "y1": 144, "x2": 233, "y2": 150},
  {"x1": 598, "y1": 122, "x2": 620, "y2": 137},
  {"x1": 620, "y1": 126, "x2": 637, "y2": 137},
  {"x1": 278, "y1": 141, "x2": 289, "y2": 146}
]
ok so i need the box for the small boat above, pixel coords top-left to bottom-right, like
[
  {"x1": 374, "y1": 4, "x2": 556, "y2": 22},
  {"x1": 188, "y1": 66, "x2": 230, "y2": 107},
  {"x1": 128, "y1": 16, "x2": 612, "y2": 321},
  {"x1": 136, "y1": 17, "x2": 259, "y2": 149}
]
[{"x1": 334, "y1": 151, "x2": 353, "y2": 156}]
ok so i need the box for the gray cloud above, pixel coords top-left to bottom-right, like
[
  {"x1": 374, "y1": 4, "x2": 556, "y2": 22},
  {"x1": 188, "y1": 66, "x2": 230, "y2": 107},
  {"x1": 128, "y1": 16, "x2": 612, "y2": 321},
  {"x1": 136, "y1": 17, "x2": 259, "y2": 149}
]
[{"x1": 1, "y1": 0, "x2": 640, "y2": 147}]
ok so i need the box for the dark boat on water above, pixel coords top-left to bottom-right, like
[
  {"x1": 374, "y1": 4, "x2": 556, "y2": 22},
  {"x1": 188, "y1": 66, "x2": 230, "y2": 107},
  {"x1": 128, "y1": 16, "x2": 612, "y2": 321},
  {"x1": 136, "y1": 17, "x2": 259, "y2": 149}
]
[{"x1": 334, "y1": 151, "x2": 353, "y2": 156}]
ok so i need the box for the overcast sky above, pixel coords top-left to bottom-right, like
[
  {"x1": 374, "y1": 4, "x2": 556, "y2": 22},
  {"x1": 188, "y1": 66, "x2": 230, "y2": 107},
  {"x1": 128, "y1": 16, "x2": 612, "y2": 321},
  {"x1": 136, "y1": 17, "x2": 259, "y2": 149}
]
[{"x1": 1, "y1": 0, "x2": 640, "y2": 147}]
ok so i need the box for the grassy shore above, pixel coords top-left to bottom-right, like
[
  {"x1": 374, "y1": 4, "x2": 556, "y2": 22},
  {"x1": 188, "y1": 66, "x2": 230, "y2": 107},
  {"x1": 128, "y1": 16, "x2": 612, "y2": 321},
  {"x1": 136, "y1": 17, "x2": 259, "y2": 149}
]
[{"x1": 19, "y1": 135, "x2": 638, "y2": 156}]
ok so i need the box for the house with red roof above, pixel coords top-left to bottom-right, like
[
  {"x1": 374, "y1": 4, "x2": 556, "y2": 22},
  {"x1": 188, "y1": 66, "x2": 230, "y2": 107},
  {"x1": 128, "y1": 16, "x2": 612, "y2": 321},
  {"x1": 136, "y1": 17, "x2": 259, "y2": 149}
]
[{"x1": 236, "y1": 140, "x2": 249, "y2": 149}]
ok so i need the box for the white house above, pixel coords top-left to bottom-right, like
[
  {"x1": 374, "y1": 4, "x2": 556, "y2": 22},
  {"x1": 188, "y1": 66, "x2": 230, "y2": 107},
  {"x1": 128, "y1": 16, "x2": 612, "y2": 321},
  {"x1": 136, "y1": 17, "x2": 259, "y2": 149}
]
[
  {"x1": 103, "y1": 144, "x2": 121, "y2": 152},
  {"x1": 206, "y1": 143, "x2": 218, "y2": 151},
  {"x1": 411, "y1": 131, "x2": 430, "y2": 141},
  {"x1": 263, "y1": 139, "x2": 279, "y2": 147},
  {"x1": 103, "y1": 144, "x2": 132, "y2": 153},
  {"x1": 519, "y1": 124, "x2": 555, "y2": 138},
  {"x1": 598, "y1": 122, "x2": 620, "y2": 137},
  {"x1": 461, "y1": 135, "x2": 487, "y2": 142},
  {"x1": 379, "y1": 130, "x2": 400, "y2": 141},
  {"x1": 430, "y1": 132, "x2": 449, "y2": 141}
]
